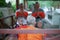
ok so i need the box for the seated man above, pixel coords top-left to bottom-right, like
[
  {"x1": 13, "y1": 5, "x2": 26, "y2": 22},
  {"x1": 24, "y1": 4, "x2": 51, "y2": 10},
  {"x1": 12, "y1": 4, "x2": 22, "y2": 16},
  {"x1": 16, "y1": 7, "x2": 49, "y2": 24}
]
[
  {"x1": 16, "y1": 17, "x2": 27, "y2": 28},
  {"x1": 15, "y1": 3, "x2": 28, "y2": 19},
  {"x1": 15, "y1": 3, "x2": 28, "y2": 28},
  {"x1": 16, "y1": 15, "x2": 46, "y2": 40},
  {"x1": 32, "y1": 2, "x2": 45, "y2": 28},
  {"x1": 32, "y1": 2, "x2": 45, "y2": 21}
]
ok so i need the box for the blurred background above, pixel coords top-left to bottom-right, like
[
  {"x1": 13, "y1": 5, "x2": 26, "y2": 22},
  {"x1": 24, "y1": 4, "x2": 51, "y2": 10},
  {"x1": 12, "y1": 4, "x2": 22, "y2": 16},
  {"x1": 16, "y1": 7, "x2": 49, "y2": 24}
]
[{"x1": 0, "y1": 0, "x2": 60, "y2": 29}]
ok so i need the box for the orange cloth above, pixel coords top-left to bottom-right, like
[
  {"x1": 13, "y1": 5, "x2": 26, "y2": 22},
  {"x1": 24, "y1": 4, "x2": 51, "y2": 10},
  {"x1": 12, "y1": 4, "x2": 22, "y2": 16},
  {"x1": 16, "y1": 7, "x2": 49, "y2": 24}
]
[
  {"x1": 32, "y1": 11, "x2": 45, "y2": 19},
  {"x1": 16, "y1": 25, "x2": 46, "y2": 40},
  {"x1": 16, "y1": 11, "x2": 28, "y2": 18}
]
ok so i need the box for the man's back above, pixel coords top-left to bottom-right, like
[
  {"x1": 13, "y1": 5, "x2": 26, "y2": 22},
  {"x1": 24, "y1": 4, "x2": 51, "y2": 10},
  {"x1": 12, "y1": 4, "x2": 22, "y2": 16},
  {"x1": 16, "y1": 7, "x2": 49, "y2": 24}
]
[{"x1": 17, "y1": 25, "x2": 43, "y2": 40}]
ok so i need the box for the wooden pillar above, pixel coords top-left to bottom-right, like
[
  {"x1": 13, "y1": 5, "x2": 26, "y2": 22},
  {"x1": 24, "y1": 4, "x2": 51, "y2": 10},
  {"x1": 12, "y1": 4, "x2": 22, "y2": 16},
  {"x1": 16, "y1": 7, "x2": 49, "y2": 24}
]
[
  {"x1": 16, "y1": 0, "x2": 19, "y2": 10},
  {"x1": 24, "y1": 0, "x2": 28, "y2": 9},
  {"x1": 11, "y1": 16, "x2": 13, "y2": 28},
  {"x1": 24, "y1": 0, "x2": 25, "y2": 9}
]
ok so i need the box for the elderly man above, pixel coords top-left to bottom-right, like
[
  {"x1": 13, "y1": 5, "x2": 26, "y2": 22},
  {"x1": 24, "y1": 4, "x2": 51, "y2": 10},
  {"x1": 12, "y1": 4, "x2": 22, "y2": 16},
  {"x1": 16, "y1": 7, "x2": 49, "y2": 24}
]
[{"x1": 16, "y1": 15, "x2": 46, "y2": 40}]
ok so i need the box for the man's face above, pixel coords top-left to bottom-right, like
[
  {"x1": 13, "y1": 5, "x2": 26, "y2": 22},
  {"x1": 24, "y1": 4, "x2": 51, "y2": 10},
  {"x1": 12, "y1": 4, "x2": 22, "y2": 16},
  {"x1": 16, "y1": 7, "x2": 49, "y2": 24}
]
[
  {"x1": 37, "y1": 22, "x2": 42, "y2": 28},
  {"x1": 35, "y1": 4, "x2": 39, "y2": 9},
  {"x1": 20, "y1": 4, "x2": 24, "y2": 10}
]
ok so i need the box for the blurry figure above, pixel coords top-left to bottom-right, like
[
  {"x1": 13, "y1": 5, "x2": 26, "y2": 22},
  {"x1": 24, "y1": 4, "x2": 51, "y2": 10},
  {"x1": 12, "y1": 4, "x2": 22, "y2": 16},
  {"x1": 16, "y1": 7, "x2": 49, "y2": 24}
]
[
  {"x1": 32, "y1": 2, "x2": 45, "y2": 21},
  {"x1": 27, "y1": 15, "x2": 36, "y2": 26},
  {"x1": 32, "y1": 2, "x2": 45, "y2": 28},
  {"x1": 37, "y1": 20, "x2": 42, "y2": 28},
  {"x1": 15, "y1": 3, "x2": 28, "y2": 28},
  {"x1": 15, "y1": 3, "x2": 28, "y2": 19},
  {"x1": 15, "y1": 17, "x2": 27, "y2": 28},
  {"x1": 16, "y1": 15, "x2": 46, "y2": 40}
]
